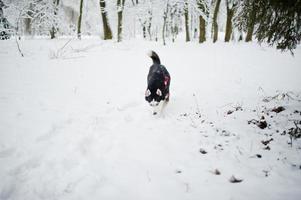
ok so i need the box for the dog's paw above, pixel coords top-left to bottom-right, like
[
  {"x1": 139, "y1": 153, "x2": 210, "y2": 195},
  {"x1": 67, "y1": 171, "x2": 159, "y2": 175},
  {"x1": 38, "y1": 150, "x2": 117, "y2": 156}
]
[{"x1": 165, "y1": 93, "x2": 170, "y2": 101}]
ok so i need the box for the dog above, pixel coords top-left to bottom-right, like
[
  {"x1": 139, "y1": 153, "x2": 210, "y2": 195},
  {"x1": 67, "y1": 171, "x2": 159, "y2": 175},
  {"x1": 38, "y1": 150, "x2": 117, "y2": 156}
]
[{"x1": 145, "y1": 51, "x2": 170, "y2": 115}]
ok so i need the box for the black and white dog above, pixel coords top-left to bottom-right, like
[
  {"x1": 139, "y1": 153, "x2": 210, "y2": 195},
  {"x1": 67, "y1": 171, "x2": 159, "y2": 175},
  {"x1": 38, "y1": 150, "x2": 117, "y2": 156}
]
[{"x1": 145, "y1": 51, "x2": 170, "y2": 115}]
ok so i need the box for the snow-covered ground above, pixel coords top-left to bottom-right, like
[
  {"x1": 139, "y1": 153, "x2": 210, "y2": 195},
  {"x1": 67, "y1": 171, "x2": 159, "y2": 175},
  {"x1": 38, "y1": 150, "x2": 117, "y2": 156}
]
[{"x1": 0, "y1": 38, "x2": 301, "y2": 200}]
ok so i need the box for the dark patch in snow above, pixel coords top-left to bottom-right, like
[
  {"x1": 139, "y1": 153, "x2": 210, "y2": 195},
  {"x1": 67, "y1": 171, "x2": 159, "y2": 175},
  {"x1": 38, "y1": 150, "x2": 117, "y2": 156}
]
[
  {"x1": 293, "y1": 110, "x2": 301, "y2": 115},
  {"x1": 199, "y1": 148, "x2": 207, "y2": 154},
  {"x1": 263, "y1": 146, "x2": 271, "y2": 150},
  {"x1": 227, "y1": 110, "x2": 234, "y2": 115},
  {"x1": 212, "y1": 169, "x2": 221, "y2": 175},
  {"x1": 255, "y1": 154, "x2": 262, "y2": 158},
  {"x1": 214, "y1": 144, "x2": 224, "y2": 151},
  {"x1": 258, "y1": 116, "x2": 268, "y2": 129},
  {"x1": 248, "y1": 116, "x2": 267, "y2": 129},
  {"x1": 220, "y1": 130, "x2": 231, "y2": 137},
  {"x1": 261, "y1": 138, "x2": 273, "y2": 146},
  {"x1": 263, "y1": 170, "x2": 269, "y2": 177},
  {"x1": 180, "y1": 113, "x2": 188, "y2": 117},
  {"x1": 226, "y1": 106, "x2": 242, "y2": 115},
  {"x1": 271, "y1": 106, "x2": 285, "y2": 113},
  {"x1": 229, "y1": 175, "x2": 243, "y2": 183}
]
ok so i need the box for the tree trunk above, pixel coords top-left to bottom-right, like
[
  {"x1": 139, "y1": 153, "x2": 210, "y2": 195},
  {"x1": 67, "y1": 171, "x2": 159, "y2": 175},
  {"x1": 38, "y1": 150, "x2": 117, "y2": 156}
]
[
  {"x1": 162, "y1": 12, "x2": 167, "y2": 45},
  {"x1": 142, "y1": 25, "x2": 146, "y2": 38},
  {"x1": 147, "y1": 10, "x2": 152, "y2": 40},
  {"x1": 162, "y1": 1, "x2": 169, "y2": 45},
  {"x1": 50, "y1": 27, "x2": 55, "y2": 39},
  {"x1": 0, "y1": 1, "x2": 3, "y2": 17},
  {"x1": 245, "y1": 1, "x2": 256, "y2": 42},
  {"x1": 197, "y1": 0, "x2": 208, "y2": 43},
  {"x1": 77, "y1": 0, "x2": 84, "y2": 39},
  {"x1": 50, "y1": 0, "x2": 60, "y2": 39},
  {"x1": 100, "y1": 0, "x2": 112, "y2": 40},
  {"x1": 24, "y1": 18, "x2": 32, "y2": 36},
  {"x1": 238, "y1": 33, "x2": 243, "y2": 41},
  {"x1": 184, "y1": 1, "x2": 190, "y2": 42},
  {"x1": 212, "y1": 0, "x2": 221, "y2": 43},
  {"x1": 224, "y1": 1, "x2": 235, "y2": 42},
  {"x1": 23, "y1": 2, "x2": 33, "y2": 36},
  {"x1": 199, "y1": 16, "x2": 206, "y2": 43},
  {"x1": 117, "y1": 0, "x2": 125, "y2": 42}
]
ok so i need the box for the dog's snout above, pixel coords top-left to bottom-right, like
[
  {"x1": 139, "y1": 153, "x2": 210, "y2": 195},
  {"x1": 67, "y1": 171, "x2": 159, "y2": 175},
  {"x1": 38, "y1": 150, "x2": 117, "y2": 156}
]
[{"x1": 150, "y1": 100, "x2": 159, "y2": 107}]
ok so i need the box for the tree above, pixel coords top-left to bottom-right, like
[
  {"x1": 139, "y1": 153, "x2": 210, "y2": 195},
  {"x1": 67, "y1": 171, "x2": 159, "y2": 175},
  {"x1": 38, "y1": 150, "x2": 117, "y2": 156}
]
[
  {"x1": 50, "y1": 0, "x2": 60, "y2": 39},
  {"x1": 196, "y1": 0, "x2": 208, "y2": 43},
  {"x1": 234, "y1": 0, "x2": 256, "y2": 42},
  {"x1": 134, "y1": 0, "x2": 153, "y2": 40},
  {"x1": 147, "y1": 10, "x2": 152, "y2": 40},
  {"x1": 212, "y1": 0, "x2": 221, "y2": 43},
  {"x1": 233, "y1": 0, "x2": 245, "y2": 41},
  {"x1": 255, "y1": 0, "x2": 301, "y2": 51},
  {"x1": 0, "y1": 0, "x2": 12, "y2": 40},
  {"x1": 6, "y1": 0, "x2": 63, "y2": 38},
  {"x1": 245, "y1": 0, "x2": 257, "y2": 42},
  {"x1": 162, "y1": 0, "x2": 170, "y2": 45},
  {"x1": 184, "y1": 0, "x2": 190, "y2": 42},
  {"x1": 117, "y1": 0, "x2": 126, "y2": 42},
  {"x1": 170, "y1": 3, "x2": 180, "y2": 42},
  {"x1": 99, "y1": 0, "x2": 112, "y2": 40},
  {"x1": 224, "y1": 0, "x2": 238, "y2": 42},
  {"x1": 23, "y1": 2, "x2": 33, "y2": 36},
  {"x1": 77, "y1": 0, "x2": 84, "y2": 39}
]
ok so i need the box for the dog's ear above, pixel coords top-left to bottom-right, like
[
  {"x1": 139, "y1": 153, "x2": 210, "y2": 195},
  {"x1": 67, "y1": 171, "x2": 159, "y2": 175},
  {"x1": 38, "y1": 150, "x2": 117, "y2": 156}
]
[
  {"x1": 145, "y1": 89, "x2": 151, "y2": 97},
  {"x1": 156, "y1": 89, "x2": 162, "y2": 96}
]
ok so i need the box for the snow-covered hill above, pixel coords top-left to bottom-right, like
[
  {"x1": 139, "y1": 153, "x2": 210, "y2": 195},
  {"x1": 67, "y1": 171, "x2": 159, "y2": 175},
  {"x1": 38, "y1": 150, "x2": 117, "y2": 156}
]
[{"x1": 0, "y1": 39, "x2": 301, "y2": 200}]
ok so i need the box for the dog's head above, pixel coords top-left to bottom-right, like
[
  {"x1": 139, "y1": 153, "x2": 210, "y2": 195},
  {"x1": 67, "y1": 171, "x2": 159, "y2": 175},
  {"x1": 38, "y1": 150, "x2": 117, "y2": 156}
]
[{"x1": 145, "y1": 88, "x2": 164, "y2": 107}]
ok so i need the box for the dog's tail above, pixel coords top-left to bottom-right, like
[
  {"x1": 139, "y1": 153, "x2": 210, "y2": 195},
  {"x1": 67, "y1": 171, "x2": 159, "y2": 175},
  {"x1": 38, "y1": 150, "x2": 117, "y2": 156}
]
[{"x1": 147, "y1": 50, "x2": 161, "y2": 64}]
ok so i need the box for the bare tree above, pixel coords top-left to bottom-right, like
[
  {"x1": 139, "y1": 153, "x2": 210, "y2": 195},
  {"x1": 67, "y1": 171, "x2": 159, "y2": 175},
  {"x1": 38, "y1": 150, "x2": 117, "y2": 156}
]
[
  {"x1": 224, "y1": 0, "x2": 237, "y2": 42},
  {"x1": 77, "y1": 0, "x2": 84, "y2": 39},
  {"x1": 162, "y1": 1, "x2": 170, "y2": 45},
  {"x1": 184, "y1": 0, "x2": 190, "y2": 42},
  {"x1": 117, "y1": 0, "x2": 126, "y2": 42},
  {"x1": 212, "y1": 0, "x2": 221, "y2": 43},
  {"x1": 100, "y1": 0, "x2": 112, "y2": 40},
  {"x1": 245, "y1": 0, "x2": 257, "y2": 42},
  {"x1": 170, "y1": 3, "x2": 179, "y2": 42},
  {"x1": 147, "y1": 10, "x2": 152, "y2": 40},
  {"x1": 24, "y1": 2, "x2": 33, "y2": 36},
  {"x1": 197, "y1": 0, "x2": 208, "y2": 43},
  {"x1": 50, "y1": 0, "x2": 60, "y2": 39}
]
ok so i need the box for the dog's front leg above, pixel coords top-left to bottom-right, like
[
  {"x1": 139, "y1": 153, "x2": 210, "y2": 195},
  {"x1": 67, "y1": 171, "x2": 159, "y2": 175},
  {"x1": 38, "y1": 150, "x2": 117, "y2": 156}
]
[
  {"x1": 153, "y1": 104, "x2": 160, "y2": 115},
  {"x1": 153, "y1": 100, "x2": 167, "y2": 115}
]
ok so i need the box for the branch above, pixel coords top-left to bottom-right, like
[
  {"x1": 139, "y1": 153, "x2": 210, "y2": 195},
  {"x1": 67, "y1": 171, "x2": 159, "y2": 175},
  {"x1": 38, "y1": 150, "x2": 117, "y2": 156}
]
[{"x1": 15, "y1": 37, "x2": 24, "y2": 57}]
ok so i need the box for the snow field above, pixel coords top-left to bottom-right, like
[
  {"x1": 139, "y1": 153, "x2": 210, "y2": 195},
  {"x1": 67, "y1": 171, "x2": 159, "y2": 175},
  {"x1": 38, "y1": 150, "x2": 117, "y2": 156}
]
[{"x1": 0, "y1": 38, "x2": 301, "y2": 200}]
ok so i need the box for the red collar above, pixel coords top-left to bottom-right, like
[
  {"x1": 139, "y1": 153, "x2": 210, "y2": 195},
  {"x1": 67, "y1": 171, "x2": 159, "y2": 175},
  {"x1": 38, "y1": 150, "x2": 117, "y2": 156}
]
[{"x1": 164, "y1": 76, "x2": 169, "y2": 86}]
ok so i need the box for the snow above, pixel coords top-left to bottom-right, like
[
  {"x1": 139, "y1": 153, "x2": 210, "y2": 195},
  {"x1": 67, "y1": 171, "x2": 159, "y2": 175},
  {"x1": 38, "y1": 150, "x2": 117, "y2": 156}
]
[{"x1": 0, "y1": 38, "x2": 301, "y2": 200}]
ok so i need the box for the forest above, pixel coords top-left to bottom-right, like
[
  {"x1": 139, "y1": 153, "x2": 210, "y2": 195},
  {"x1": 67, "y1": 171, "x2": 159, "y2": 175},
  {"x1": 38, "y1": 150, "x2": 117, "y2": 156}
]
[{"x1": 0, "y1": 0, "x2": 300, "y2": 51}]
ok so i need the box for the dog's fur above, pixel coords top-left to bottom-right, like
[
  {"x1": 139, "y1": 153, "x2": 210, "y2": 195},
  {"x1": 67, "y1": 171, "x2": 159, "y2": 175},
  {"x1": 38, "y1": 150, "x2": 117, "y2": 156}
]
[{"x1": 145, "y1": 51, "x2": 170, "y2": 110}]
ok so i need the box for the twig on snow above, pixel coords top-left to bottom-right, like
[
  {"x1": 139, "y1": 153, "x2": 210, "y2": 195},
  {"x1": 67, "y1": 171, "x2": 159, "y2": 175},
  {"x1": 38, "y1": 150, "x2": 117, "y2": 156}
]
[
  {"x1": 50, "y1": 38, "x2": 74, "y2": 59},
  {"x1": 192, "y1": 93, "x2": 201, "y2": 118},
  {"x1": 15, "y1": 37, "x2": 24, "y2": 57}
]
